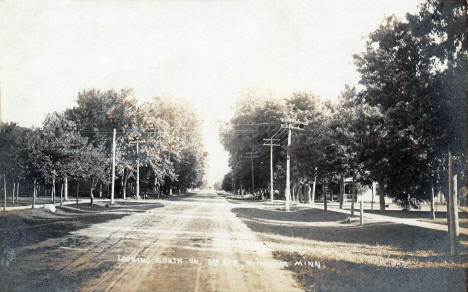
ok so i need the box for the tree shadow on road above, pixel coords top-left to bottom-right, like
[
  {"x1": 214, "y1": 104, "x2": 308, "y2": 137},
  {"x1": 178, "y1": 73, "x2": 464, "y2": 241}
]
[
  {"x1": 0, "y1": 202, "x2": 163, "y2": 248},
  {"x1": 0, "y1": 202, "x2": 164, "y2": 292},
  {"x1": 233, "y1": 207, "x2": 350, "y2": 222}
]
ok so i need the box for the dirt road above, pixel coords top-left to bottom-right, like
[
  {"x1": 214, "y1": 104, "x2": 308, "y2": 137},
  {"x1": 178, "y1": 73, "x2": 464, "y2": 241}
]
[{"x1": 12, "y1": 191, "x2": 302, "y2": 291}]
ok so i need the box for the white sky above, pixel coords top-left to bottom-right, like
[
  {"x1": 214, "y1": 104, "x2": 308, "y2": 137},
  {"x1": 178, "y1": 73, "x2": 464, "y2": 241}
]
[{"x1": 0, "y1": 0, "x2": 423, "y2": 185}]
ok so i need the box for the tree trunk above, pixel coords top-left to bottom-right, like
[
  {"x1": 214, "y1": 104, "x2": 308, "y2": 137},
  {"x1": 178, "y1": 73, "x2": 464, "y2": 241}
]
[
  {"x1": 32, "y1": 180, "x2": 37, "y2": 209},
  {"x1": 430, "y1": 184, "x2": 436, "y2": 220},
  {"x1": 76, "y1": 181, "x2": 80, "y2": 204},
  {"x1": 294, "y1": 185, "x2": 298, "y2": 203},
  {"x1": 64, "y1": 176, "x2": 68, "y2": 201},
  {"x1": 90, "y1": 187, "x2": 94, "y2": 205},
  {"x1": 12, "y1": 182, "x2": 16, "y2": 205},
  {"x1": 296, "y1": 184, "x2": 300, "y2": 202},
  {"x1": 447, "y1": 150, "x2": 456, "y2": 255},
  {"x1": 360, "y1": 200, "x2": 364, "y2": 225},
  {"x1": 16, "y1": 181, "x2": 20, "y2": 202},
  {"x1": 371, "y1": 182, "x2": 375, "y2": 211},
  {"x1": 306, "y1": 184, "x2": 312, "y2": 204},
  {"x1": 339, "y1": 175, "x2": 344, "y2": 209},
  {"x1": 452, "y1": 175, "x2": 459, "y2": 238},
  {"x1": 323, "y1": 184, "x2": 327, "y2": 211},
  {"x1": 3, "y1": 174, "x2": 6, "y2": 211},
  {"x1": 91, "y1": 178, "x2": 97, "y2": 205},
  {"x1": 405, "y1": 193, "x2": 411, "y2": 211},
  {"x1": 300, "y1": 184, "x2": 306, "y2": 203},
  {"x1": 291, "y1": 184, "x2": 296, "y2": 202},
  {"x1": 153, "y1": 178, "x2": 158, "y2": 194},
  {"x1": 298, "y1": 185, "x2": 303, "y2": 202},
  {"x1": 351, "y1": 178, "x2": 355, "y2": 216},
  {"x1": 52, "y1": 178, "x2": 56, "y2": 205},
  {"x1": 311, "y1": 177, "x2": 316, "y2": 206},
  {"x1": 379, "y1": 182, "x2": 385, "y2": 212},
  {"x1": 122, "y1": 172, "x2": 128, "y2": 200},
  {"x1": 60, "y1": 183, "x2": 64, "y2": 206}
]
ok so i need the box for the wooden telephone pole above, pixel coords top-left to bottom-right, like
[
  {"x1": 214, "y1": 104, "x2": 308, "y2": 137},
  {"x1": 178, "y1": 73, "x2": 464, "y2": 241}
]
[
  {"x1": 263, "y1": 138, "x2": 280, "y2": 202},
  {"x1": 281, "y1": 120, "x2": 305, "y2": 211},
  {"x1": 246, "y1": 151, "x2": 261, "y2": 197},
  {"x1": 110, "y1": 128, "x2": 116, "y2": 205},
  {"x1": 447, "y1": 149, "x2": 460, "y2": 256}
]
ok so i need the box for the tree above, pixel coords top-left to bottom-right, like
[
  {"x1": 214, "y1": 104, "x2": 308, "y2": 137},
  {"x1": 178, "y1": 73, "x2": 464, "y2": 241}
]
[
  {"x1": 353, "y1": 3, "x2": 467, "y2": 208},
  {"x1": 221, "y1": 94, "x2": 286, "y2": 197},
  {"x1": 67, "y1": 89, "x2": 146, "y2": 199},
  {"x1": 30, "y1": 113, "x2": 90, "y2": 204},
  {"x1": 0, "y1": 123, "x2": 30, "y2": 205}
]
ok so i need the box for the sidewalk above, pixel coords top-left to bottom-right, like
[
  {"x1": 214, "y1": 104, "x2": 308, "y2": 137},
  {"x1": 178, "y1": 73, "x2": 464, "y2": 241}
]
[
  {"x1": 2, "y1": 198, "x2": 110, "y2": 212},
  {"x1": 254, "y1": 198, "x2": 468, "y2": 236},
  {"x1": 1, "y1": 196, "x2": 167, "y2": 212},
  {"x1": 314, "y1": 202, "x2": 468, "y2": 236}
]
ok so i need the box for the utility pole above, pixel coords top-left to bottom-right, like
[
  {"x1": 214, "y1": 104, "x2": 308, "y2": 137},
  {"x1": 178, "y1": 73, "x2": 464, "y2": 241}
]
[
  {"x1": 250, "y1": 158, "x2": 254, "y2": 196},
  {"x1": 447, "y1": 149, "x2": 459, "y2": 256},
  {"x1": 263, "y1": 138, "x2": 280, "y2": 202},
  {"x1": 285, "y1": 124, "x2": 292, "y2": 211},
  {"x1": 281, "y1": 120, "x2": 305, "y2": 211},
  {"x1": 246, "y1": 151, "x2": 261, "y2": 198},
  {"x1": 111, "y1": 128, "x2": 116, "y2": 205},
  {"x1": 136, "y1": 139, "x2": 140, "y2": 199}
]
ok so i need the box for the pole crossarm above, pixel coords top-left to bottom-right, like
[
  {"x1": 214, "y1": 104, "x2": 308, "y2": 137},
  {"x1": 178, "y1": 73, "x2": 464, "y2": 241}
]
[
  {"x1": 280, "y1": 120, "x2": 307, "y2": 131},
  {"x1": 263, "y1": 143, "x2": 280, "y2": 147},
  {"x1": 263, "y1": 137, "x2": 281, "y2": 147}
]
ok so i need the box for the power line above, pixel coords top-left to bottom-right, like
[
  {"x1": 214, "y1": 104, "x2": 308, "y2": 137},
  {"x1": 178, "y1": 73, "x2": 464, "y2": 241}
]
[{"x1": 231, "y1": 122, "x2": 280, "y2": 126}]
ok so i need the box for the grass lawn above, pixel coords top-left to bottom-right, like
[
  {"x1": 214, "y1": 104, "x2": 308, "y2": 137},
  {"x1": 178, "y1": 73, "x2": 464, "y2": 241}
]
[{"x1": 233, "y1": 206, "x2": 467, "y2": 292}]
